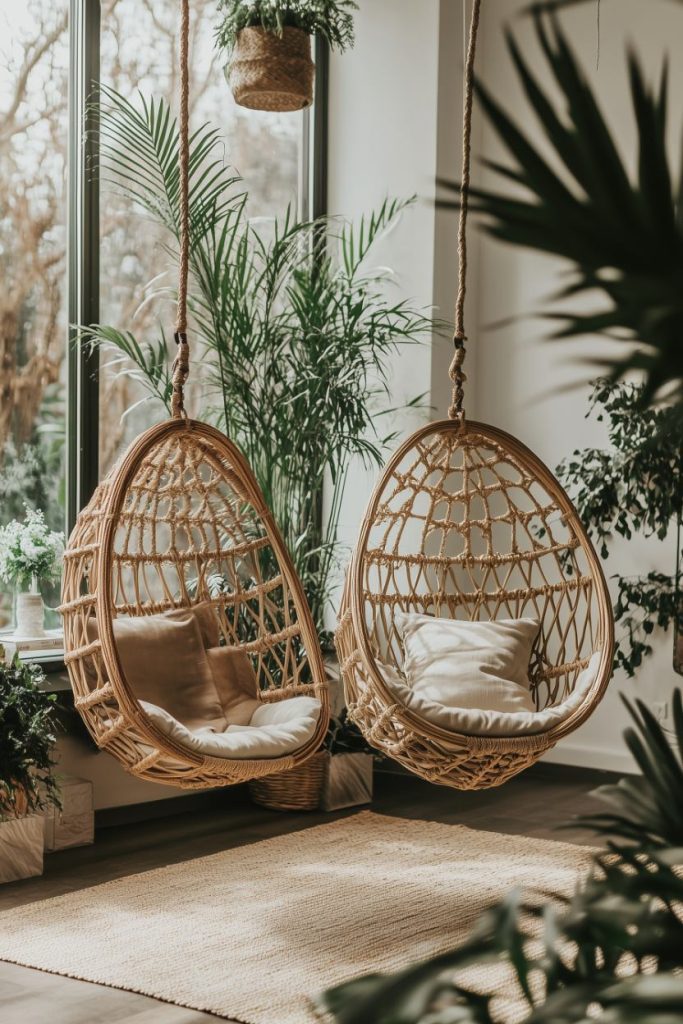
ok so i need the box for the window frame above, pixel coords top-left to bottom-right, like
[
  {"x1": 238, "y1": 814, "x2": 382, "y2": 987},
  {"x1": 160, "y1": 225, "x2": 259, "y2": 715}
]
[{"x1": 65, "y1": 1, "x2": 328, "y2": 535}]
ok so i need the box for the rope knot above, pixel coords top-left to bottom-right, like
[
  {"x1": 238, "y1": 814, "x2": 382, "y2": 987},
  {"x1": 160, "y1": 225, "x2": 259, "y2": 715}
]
[{"x1": 171, "y1": 331, "x2": 190, "y2": 420}]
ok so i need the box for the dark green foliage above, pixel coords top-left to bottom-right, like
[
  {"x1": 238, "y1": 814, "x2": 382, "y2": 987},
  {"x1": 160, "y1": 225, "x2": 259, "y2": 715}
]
[
  {"x1": 319, "y1": 690, "x2": 683, "y2": 1024},
  {"x1": 438, "y1": 13, "x2": 683, "y2": 417},
  {"x1": 215, "y1": 0, "x2": 358, "y2": 55},
  {"x1": 0, "y1": 657, "x2": 61, "y2": 819},
  {"x1": 324, "y1": 708, "x2": 373, "y2": 755},
  {"x1": 557, "y1": 379, "x2": 681, "y2": 676}
]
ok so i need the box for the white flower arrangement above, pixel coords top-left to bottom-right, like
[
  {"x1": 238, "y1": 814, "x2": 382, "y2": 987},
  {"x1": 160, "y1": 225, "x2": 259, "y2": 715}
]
[{"x1": 0, "y1": 508, "x2": 64, "y2": 591}]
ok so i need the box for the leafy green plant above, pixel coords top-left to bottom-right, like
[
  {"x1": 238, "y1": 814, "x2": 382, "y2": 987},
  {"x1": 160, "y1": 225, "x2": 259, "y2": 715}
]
[
  {"x1": 558, "y1": 379, "x2": 682, "y2": 676},
  {"x1": 319, "y1": 690, "x2": 683, "y2": 1024},
  {"x1": 0, "y1": 656, "x2": 61, "y2": 820},
  {"x1": 215, "y1": 0, "x2": 357, "y2": 54},
  {"x1": 325, "y1": 708, "x2": 373, "y2": 756},
  {"x1": 84, "y1": 89, "x2": 433, "y2": 642},
  {"x1": 438, "y1": 12, "x2": 683, "y2": 420}
]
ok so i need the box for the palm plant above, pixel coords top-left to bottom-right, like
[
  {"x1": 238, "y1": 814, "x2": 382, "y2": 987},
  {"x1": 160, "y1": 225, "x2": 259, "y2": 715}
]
[
  {"x1": 439, "y1": 12, "x2": 683, "y2": 417},
  {"x1": 319, "y1": 690, "x2": 683, "y2": 1024},
  {"x1": 85, "y1": 88, "x2": 433, "y2": 640}
]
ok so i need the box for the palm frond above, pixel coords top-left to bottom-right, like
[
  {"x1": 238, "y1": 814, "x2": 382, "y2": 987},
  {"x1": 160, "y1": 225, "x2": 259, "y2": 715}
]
[{"x1": 438, "y1": 14, "x2": 683, "y2": 411}]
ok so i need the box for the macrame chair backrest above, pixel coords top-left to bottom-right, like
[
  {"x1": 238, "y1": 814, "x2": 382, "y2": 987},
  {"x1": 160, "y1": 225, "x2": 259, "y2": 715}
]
[
  {"x1": 336, "y1": 0, "x2": 614, "y2": 790},
  {"x1": 61, "y1": 0, "x2": 328, "y2": 788}
]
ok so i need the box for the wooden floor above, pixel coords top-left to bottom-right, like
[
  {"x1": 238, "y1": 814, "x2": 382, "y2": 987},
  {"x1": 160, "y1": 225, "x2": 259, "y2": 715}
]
[{"x1": 0, "y1": 763, "x2": 616, "y2": 1023}]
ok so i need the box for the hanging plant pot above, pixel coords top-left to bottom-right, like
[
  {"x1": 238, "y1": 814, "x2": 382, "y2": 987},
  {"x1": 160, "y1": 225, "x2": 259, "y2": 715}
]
[{"x1": 228, "y1": 26, "x2": 315, "y2": 112}]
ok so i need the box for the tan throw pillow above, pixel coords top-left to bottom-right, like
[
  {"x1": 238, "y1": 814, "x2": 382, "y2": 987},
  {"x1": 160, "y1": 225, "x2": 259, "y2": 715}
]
[
  {"x1": 206, "y1": 647, "x2": 261, "y2": 726},
  {"x1": 395, "y1": 611, "x2": 539, "y2": 714},
  {"x1": 165, "y1": 601, "x2": 220, "y2": 649},
  {"x1": 87, "y1": 611, "x2": 226, "y2": 731}
]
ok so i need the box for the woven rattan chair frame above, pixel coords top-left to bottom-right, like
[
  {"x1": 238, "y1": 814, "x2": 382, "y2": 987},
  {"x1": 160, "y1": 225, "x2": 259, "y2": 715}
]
[
  {"x1": 336, "y1": 420, "x2": 614, "y2": 791},
  {"x1": 62, "y1": 419, "x2": 329, "y2": 789}
]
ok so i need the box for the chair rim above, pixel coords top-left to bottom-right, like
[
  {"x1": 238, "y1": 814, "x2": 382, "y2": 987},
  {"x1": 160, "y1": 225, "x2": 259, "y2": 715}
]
[
  {"x1": 348, "y1": 417, "x2": 615, "y2": 749},
  {"x1": 91, "y1": 416, "x2": 329, "y2": 771}
]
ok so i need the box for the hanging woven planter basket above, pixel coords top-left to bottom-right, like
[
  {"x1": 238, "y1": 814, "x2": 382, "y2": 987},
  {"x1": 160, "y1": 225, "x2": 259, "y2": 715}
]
[{"x1": 228, "y1": 26, "x2": 315, "y2": 112}]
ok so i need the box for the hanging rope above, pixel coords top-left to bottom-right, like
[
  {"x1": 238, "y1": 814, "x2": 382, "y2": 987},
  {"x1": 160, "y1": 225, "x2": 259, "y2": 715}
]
[
  {"x1": 448, "y1": 0, "x2": 482, "y2": 425},
  {"x1": 171, "y1": 0, "x2": 191, "y2": 420}
]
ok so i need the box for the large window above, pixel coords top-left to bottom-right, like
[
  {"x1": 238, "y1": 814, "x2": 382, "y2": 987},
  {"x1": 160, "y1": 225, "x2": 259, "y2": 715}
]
[
  {"x1": 97, "y1": 0, "x2": 306, "y2": 474},
  {"x1": 0, "y1": 2, "x2": 69, "y2": 630},
  {"x1": 0, "y1": 0, "x2": 321, "y2": 637}
]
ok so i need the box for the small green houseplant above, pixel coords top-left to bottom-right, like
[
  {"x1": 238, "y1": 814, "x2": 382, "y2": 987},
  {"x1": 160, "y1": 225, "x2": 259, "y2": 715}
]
[
  {"x1": 0, "y1": 655, "x2": 61, "y2": 883},
  {"x1": 558, "y1": 380, "x2": 682, "y2": 677},
  {"x1": 217, "y1": 0, "x2": 358, "y2": 110},
  {"x1": 0, "y1": 507, "x2": 64, "y2": 638}
]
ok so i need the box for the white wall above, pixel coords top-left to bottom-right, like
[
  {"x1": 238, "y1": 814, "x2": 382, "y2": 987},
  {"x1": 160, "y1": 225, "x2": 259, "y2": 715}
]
[
  {"x1": 470, "y1": 0, "x2": 683, "y2": 772},
  {"x1": 326, "y1": 0, "x2": 442, "y2": 605}
]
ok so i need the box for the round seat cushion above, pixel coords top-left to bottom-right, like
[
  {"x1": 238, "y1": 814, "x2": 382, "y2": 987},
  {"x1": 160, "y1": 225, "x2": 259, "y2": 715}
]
[
  {"x1": 379, "y1": 653, "x2": 602, "y2": 738},
  {"x1": 140, "y1": 695, "x2": 322, "y2": 760}
]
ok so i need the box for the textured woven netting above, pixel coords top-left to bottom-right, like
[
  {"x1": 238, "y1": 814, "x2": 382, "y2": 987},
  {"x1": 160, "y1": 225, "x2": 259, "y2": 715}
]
[
  {"x1": 108, "y1": 433, "x2": 308, "y2": 691},
  {"x1": 361, "y1": 427, "x2": 598, "y2": 710},
  {"x1": 62, "y1": 423, "x2": 325, "y2": 787}
]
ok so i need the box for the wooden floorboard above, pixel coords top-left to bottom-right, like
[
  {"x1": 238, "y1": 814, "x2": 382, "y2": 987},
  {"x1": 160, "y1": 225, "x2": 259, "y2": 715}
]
[{"x1": 0, "y1": 763, "x2": 618, "y2": 1023}]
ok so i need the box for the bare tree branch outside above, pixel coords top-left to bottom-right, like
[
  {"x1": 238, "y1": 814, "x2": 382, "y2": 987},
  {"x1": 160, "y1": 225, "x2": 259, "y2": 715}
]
[{"x1": 0, "y1": 0, "x2": 303, "y2": 627}]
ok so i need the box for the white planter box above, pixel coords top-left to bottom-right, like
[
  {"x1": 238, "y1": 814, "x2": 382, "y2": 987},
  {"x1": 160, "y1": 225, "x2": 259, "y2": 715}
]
[
  {"x1": 321, "y1": 752, "x2": 373, "y2": 812},
  {"x1": 43, "y1": 777, "x2": 94, "y2": 852},
  {"x1": 0, "y1": 814, "x2": 44, "y2": 883}
]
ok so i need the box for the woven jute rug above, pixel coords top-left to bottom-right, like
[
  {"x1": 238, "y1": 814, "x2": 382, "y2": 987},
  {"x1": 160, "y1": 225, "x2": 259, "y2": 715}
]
[{"x1": 0, "y1": 812, "x2": 591, "y2": 1024}]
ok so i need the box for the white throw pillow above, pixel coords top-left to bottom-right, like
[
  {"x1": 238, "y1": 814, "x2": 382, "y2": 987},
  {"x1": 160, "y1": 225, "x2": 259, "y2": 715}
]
[{"x1": 395, "y1": 611, "x2": 540, "y2": 714}]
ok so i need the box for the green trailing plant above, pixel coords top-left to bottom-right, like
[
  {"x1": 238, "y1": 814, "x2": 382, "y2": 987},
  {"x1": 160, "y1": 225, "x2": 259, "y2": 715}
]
[
  {"x1": 319, "y1": 689, "x2": 683, "y2": 1023},
  {"x1": 557, "y1": 379, "x2": 682, "y2": 677},
  {"x1": 0, "y1": 656, "x2": 61, "y2": 820},
  {"x1": 84, "y1": 88, "x2": 434, "y2": 642},
  {"x1": 215, "y1": 0, "x2": 358, "y2": 54},
  {"x1": 438, "y1": 12, "x2": 683, "y2": 422}
]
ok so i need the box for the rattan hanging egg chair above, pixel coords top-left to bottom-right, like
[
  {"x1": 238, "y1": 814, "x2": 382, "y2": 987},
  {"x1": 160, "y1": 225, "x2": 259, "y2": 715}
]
[
  {"x1": 336, "y1": 0, "x2": 614, "y2": 791},
  {"x1": 60, "y1": 0, "x2": 328, "y2": 790}
]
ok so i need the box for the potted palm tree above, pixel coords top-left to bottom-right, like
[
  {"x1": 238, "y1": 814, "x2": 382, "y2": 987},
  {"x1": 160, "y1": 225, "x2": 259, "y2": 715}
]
[
  {"x1": 216, "y1": 0, "x2": 357, "y2": 111},
  {"x1": 0, "y1": 654, "x2": 60, "y2": 883}
]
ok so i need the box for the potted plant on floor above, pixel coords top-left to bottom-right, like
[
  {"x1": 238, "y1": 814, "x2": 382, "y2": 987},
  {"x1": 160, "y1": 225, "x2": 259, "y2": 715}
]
[
  {"x1": 0, "y1": 508, "x2": 64, "y2": 639},
  {"x1": 0, "y1": 654, "x2": 61, "y2": 883},
  {"x1": 216, "y1": 0, "x2": 357, "y2": 111},
  {"x1": 321, "y1": 709, "x2": 374, "y2": 812},
  {"x1": 84, "y1": 88, "x2": 435, "y2": 812}
]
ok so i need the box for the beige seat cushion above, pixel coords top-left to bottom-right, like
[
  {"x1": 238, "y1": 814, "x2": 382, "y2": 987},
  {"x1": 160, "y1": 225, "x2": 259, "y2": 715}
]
[
  {"x1": 380, "y1": 652, "x2": 602, "y2": 737},
  {"x1": 141, "y1": 696, "x2": 322, "y2": 760},
  {"x1": 206, "y1": 647, "x2": 261, "y2": 726},
  {"x1": 87, "y1": 606, "x2": 226, "y2": 731}
]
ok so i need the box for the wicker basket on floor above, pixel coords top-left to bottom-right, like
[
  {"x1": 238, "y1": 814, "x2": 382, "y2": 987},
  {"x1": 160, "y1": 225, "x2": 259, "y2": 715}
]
[
  {"x1": 228, "y1": 26, "x2": 315, "y2": 112},
  {"x1": 249, "y1": 750, "x2": 329, "y2": 811}
]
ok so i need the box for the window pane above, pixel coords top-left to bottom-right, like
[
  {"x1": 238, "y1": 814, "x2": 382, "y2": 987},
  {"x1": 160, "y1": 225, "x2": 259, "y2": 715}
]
[
  {"x1": 98, "y1": 0, "x2": 305, "y2": 475},
  {"x1": 0, "y1": 2, "x2": 68, "y2": 632}
]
